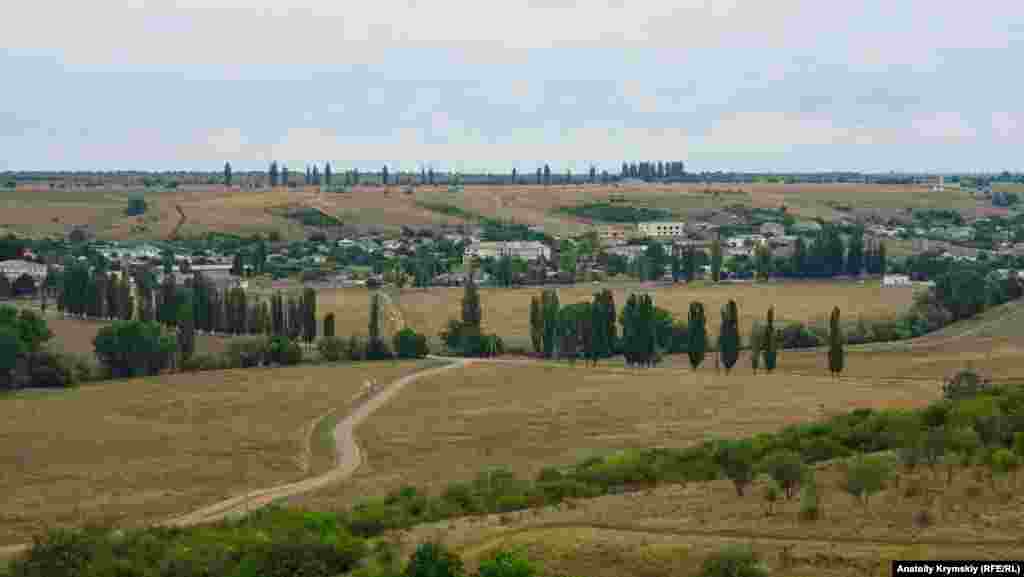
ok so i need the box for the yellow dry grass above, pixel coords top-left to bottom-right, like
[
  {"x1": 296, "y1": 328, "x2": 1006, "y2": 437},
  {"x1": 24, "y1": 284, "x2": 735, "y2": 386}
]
[
  {"x1": 0, "y1": 360, "x2": 434, "y2": 546},
  {"x1": 291, "y1": 359, "x2": 940, "y2": 512},
  {"x1": 398, "y1": 464, "x2": 1024, "y2": 577},
  {"x1": 318, "y1": 280, "x2": 917, "y2": 348},
  {"x1": 42, "y1": 315, "x2": 227, "y2": 359}
]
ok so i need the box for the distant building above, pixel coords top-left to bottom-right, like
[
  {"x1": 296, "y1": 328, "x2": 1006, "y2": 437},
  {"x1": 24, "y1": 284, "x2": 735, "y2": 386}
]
[
  {"x1": 882, "y1": 274, "x2": 912, "y2": 287},
  {"x1": 0, "y1": 260, "x2": 49, "y2": 282},
  {"x1": 463, "y1": 241, "x2": 550, "y2": 266},
  {"x1": 638, "y1": 222, "x2": 687, "y2": 238}
]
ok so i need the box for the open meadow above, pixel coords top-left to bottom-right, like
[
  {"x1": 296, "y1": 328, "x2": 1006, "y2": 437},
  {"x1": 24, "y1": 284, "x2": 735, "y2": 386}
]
[
  {"x1": 317, "y1": 279, "x2": 918, "y2": 349},
  {"x1": 0, "y1": 360, "x2": 435, "y2": 546},
  {"x1": 290, "y1": 358, "x2": 941, "y2": 513}
]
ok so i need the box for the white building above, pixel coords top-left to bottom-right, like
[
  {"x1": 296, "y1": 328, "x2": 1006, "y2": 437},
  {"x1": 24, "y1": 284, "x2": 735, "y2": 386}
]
[
  {"x1": 638, "y1": 222, "x2": 687, "y2": 238},
  {"x1": 882, "y1": 274, "x2": 912, "y2": 287},
  {"x1": 0, "y1": 260, "x2": 49, "y2": 282},
  {"x1": 463, "y1": 241, "x2": 550, "y2": 266}
]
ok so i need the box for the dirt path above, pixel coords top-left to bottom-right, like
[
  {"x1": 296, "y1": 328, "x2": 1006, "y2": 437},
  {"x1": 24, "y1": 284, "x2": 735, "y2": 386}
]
[
  {"x1": 454, "y1": 522, "x2": 1024, "y2": 559},
  {"x1": 0, "y1": 358, "x2": 468, "y2": 560}
]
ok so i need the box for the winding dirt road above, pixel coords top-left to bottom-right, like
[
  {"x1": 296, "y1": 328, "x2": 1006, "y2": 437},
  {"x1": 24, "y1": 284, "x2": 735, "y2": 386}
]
[{"x1": 0, "y1": 357, "x2": 469, "y2": 560}]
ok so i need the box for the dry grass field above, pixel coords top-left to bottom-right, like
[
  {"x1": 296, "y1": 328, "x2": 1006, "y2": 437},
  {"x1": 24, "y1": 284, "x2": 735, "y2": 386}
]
[
  {"x1": 397, "y1": 462, "x2": 1024, "y2": 577},
  {"x1": 0, "y1": 182, "x2": 987, "y2": 241},
  {"x1": 0, "y1": 360, "x2": 434, "y2": 546},
  {"x1": 317, "y1": 280, "x2": 917, "y2": 349},
  {"x1": 42, "y1": 315, "x2": 228, "y2": 358},
  {"x1": 291, "y1": 359, "x2": 940, "y2": 513}
]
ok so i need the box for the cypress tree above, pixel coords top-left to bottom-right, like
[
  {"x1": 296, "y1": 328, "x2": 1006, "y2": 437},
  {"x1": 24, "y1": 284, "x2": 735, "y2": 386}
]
[
  {"x1": 323, "y1": 312, "x2": 336, "y2": 338},
  {"x1": 750, "y1": 321, "x2": 762, "y2": 374},
  {"x1": 529, "y1": 295, "x2": 543, "y2": 354},
  {"x1": 231, "y1": 253, "x2": 244, "y2": 276},
  {"x1": 621, "y1": 294, "x2": 638, "y2": 367},
  {"x1": 462, "y1": 270, "x2": 481, "y2": 329},
  {"x1": 224, "y1": 162, "x2": 232, "y2": 187},
  {"x1": 828, "y1": 306, "x2": 844, "y2": 378},
  {"x1": 178, "y1": 302, "x2": 195, "y2": 361},
  {"x1": 711, "y1": 237, "x2": 723, "y2": 282},
  {"x1": 302, "y1": 287, "x2": 317, "y2": 344},
  {"x1": 271, "y1": 292, "x2": 284, "y2": 336},
  {"x1": 324, "y1": 162, "x2": 333, "y2": 186},
  {"x1": 847, "y1": 227, "x2": 865, "y2": 276},
  {"x1": 368, "y1": 292, "x2": 384, "y2": 357},
  {"x1": 719, "y1": 300, "x2": 740, "y2": 373},
  {"x1": 541, "y1": 288, "x2": 560, "y2": 359},
  {"x1": 763, "y1": 306, "x2": 778, "y2": 372},
  {"x1": 792, "y1": 237, "x2": 806, "y2": 277},
  {"x1": 638, "y1": 294, "x2": 657, "y2": 367},
  {"x1": 687, "y1": 302, "x2": 706, "y2": 370},
  {"x1": 590, "y1": 289, "x2": 615, "y2": 362},
  {"x1": 287, "y1": 295, "x2": 302, "y2": 340}
]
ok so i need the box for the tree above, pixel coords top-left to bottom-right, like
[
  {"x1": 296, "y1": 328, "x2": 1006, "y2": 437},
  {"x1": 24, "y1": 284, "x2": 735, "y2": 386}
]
[
  {"x1": 281, "y1": 164, "x2": 289, "y2": 186},
  {"x1": 394, "y1": 327, "x2": 429, "y2": 359},
  {"x1": 760, "y1": 450, "x2": 804, "y2": 499},
  {"x1": 177, "y1": 302, "x2": 195, "y2": 361},
  {"x1": 590, "y1": 289, "x2": 616, "y2": 362},
  {"x1": 685, "y1": 245, "x2": 697, "y2": 282},
  {"x1": 749, "y1": 321, "x2": 762, "y2": 374},
  {"x1": 223, "y1": 162, "x2": 232, "y2": 187},
  {"x1": 792, "y1": 236, "x2": 806, "y2": 277},
  {"x1": 403, "y1": 542, "x2": 465, "y2": 577},
  {"x1": 476, "y1": 548, "x2": 538, "y2": 577},
  {"x1": 302, "y1": 287, "x2": 317, "y2": 344},
  {"x1": 529, "y1": 296, "x2": 543, "y2": 354},
  {"x1": 324, "y1": 162, "x2": 333, "y2": 186},
  {"x1": 715, "y1": 439, "x2": 756, "y2": 496},
  {"x1": 540, "y1": 289, "x2": 560, "y2": 358},
  {"x1": 687, "y1": 302, "x2": 707, "y2": 370},
  {"x1": 846, "y1": 227, "x2": 864, "y2": 276},
  {"x1": 269, "y1": 161, "x2": 279, "y2": 187},
  {"x1": 755, "y1": 243, "x2": 772, "y2": 281},
  {"x1": 543, "y1": 164, "x2": 551, "y2": 186},
  {"x1": 323, "y1": 313, "x2": 335, "y2": 338},
  {"x1": 697, "y1": 545, "x2": 769, "y2": 577},
  {"x1": 710, "y1": 236, "x2": 723, "y2": 282},
  {"x1": 718, "y1": 300, "x2": 740, "y2": 372},
  {"x1": 843, "y1": 454, "x2": 893, "y2": 511},
  {"x1": 367, "y1": 292, "x2": 387, "y2": 359},
  {"x1": 763, "y1": 306, "x2": 778, "y2": 372},
  {"x1": 828, "y1": 306, "x2": 844, "y2": 378},
  {"x1": 231, "y1": 253, "x2": 244, "y2": 276},
  {"x1": 462, "y1": 270, "x2": 481, "y2": 329},
  {"x1": 93, "y1": 320, "x2": 177, "y2": 378}
]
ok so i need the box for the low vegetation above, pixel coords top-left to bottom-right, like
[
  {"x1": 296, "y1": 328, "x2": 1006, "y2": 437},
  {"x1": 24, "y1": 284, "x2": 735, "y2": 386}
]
[{"x1": 556, "y1": 202, "x2": 671, "y2": 223}]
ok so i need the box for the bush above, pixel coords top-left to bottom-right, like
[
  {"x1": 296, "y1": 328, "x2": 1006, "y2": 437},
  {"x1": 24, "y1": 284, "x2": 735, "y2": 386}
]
[
  {"x1": 778, "y1": 322, "x2": 820, "y2": 349},
  {"x1": 25, "y1": 350, "x2": 76, "y2": 387},
  {"x1": 393, "y1": 328, "x2": 429, "y2": 359},
  {"x1": 843, "y1": 454, "x2": 894, "y2": 508},
  {"x1": 798, "y1": 479, "x2": 820, "y2": 520},
  {"x1": 224, "y1": 337, "x2": 268, "y2": 368},
  {"x1": 180, "y1": 353, "x2": 224, "y2": 373},
  {"x1": 943, "y1": 369, "x2": 996, "y2": 401},
  {"x1": 476, "y1": 549, "x2": 538, "y2": 577},
  {"x1": 266, "y1": 336, "x2": 303, "y2": 366},
  {"x1": 403, "y1": 542, "x2": 465, "y2": 577},
  {"x1": 318, "y1": 336, "x2": 346, "y2": 362},
  {"x1": 759, "y1": 450, "x2": 804, "y2": 499},
  {"x1": 347, "y1": 335, "x2": 367, "y2": 361},
  {"x1": 697, "y1": 545, "x2": 769, "y2": 577},
  {"x1": 93, "y1": 320, "x2": 177, "y2": 378}
]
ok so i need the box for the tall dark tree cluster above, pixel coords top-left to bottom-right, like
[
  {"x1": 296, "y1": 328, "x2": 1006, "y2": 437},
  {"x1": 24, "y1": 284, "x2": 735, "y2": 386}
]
[
  {"x1": 785, "y1": 225, "x2": 882, "y2": 278},
  {"x1": 531, "y1": 288, "x2": 617, "y2": 364},
  {"x1": 618, "y1": 161, "x2": 685, "y2": 181},
  {"x1": 621, "y1": 294, "x2": 658, "y2": 367}
]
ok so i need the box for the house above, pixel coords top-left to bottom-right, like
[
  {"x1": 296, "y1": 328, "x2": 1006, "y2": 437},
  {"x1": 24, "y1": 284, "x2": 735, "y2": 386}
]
[
  {"x1": 882, "y1": 274, "x2": 912, "y2": 287},
  {"x1": 605, "y1": 245, "x2": 647, "y2": 260},
  {"x1": 637, "y1": 222, "x2": 687, "y2": 238},
  {"x1": 759, "y1": 222, "x2": 785, "y2": 237}
]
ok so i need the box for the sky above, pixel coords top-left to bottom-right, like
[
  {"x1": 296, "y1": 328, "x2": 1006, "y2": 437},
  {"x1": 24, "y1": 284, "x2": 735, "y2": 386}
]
[{"x1": 2, "y1": 0, "x2": 1023, "y2": 173}]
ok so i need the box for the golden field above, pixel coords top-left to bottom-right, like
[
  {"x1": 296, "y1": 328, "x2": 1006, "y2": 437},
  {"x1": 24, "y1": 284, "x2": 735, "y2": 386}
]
[
  {"x1": 318, "y1": 279, "x2": 918, "y2": 349},
  {"x1": 0, "y1": 360, "x2": 434, "y2": 546},
  {"x1": 290, "y1": 359, "x2": 940, "y2": 512}
]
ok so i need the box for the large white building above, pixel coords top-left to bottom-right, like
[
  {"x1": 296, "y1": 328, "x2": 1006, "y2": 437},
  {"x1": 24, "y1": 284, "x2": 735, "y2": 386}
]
[
  {"x1": 463, "y1": 241, "x2": 551, "y2": 266},
  {"x1": 638, "y1": 222, "x2": 687, "y2": 238},
  {"x1": 0, "y1": 260, "x2": 49, "y2": 282}
]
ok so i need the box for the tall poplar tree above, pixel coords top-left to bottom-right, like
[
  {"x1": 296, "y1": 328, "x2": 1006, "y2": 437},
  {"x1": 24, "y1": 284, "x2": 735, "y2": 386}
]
[
  {"x1": 828, "y1": 306, "x2": 845, "y2": 378},
  {"x1": 541, "y1": 288, "x2": 560, "y2": 358},
  {"x1": 763, "y1": 306, "x2": 778, "y2": 372},
  {"x1": 719, "y1": 300, "x2": 740, "y2": 373},
  {"x1": 687, "y1": 302, "x2": 707, "y2": 370},
  {"x1": 711, "y1": 237, "x2": 723, "y2": 282},
  {"x1": 529, "y1": 295, "x2": 543, "y2": 354}
]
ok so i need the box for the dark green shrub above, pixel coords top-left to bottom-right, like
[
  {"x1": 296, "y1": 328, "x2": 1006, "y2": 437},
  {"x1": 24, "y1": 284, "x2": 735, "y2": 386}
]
[
  {"x1": 317, "y1": 336, "x2": 346, "y2": 362},
  {"x1": 181, "y1": 353, "x2": 224, "y2": 372},
  {"x1": 778, "y1": 322, "x2": 820, "y2": 349},
  {"x1": 266, "y1": 336, "x2": 302, "y2": 366},
  {"x1": 347, "y1": 335, "x2": 367, "y2": 361},
  {"x1": 26, "y1": 350, "x2": 75, "y2": 387},
  {"x1": 943, "y1": 369, "x2": 996, "y2": 401},
  {"x1": 403, "y1": 542, "x2": 465, "y2": 577},
  {"x1": 697, "y1": 545, "x2": 769, "y2": 577},
  {"x1": 393, "y1": 328, "x2": 429, "y2": 359},
  {"x1": 224, "y1": 337, "x2": 268, "y2": 368},
  {"x1": 759, "y1": 450, "x2": 804, "y2": 499},
  {"x1": 476, "y1": 549, "x2": 538, "y2": 577}
]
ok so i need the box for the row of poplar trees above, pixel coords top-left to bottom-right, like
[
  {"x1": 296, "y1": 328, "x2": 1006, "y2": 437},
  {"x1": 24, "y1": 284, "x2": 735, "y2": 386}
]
[
  {"x1": 57, "y1": 265, "x2": 319, "y2": 353},
  {"x1": 527, "y1": 288, "x2": 846, "y2": 376}
]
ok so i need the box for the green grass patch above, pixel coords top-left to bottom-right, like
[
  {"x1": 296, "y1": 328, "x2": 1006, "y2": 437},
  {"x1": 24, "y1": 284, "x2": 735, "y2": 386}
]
[
  {"x1": 283, "y1": 207, "x2": 343, "y2": 228},
  {"x1": 556, "y1": 202, "x2": 672, "y2": 223}
]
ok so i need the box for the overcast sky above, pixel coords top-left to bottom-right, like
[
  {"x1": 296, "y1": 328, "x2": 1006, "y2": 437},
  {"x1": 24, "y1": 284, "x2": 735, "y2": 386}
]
[{"x1": 3, "y1": 0, "x2": 1023, "y2": 173}]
